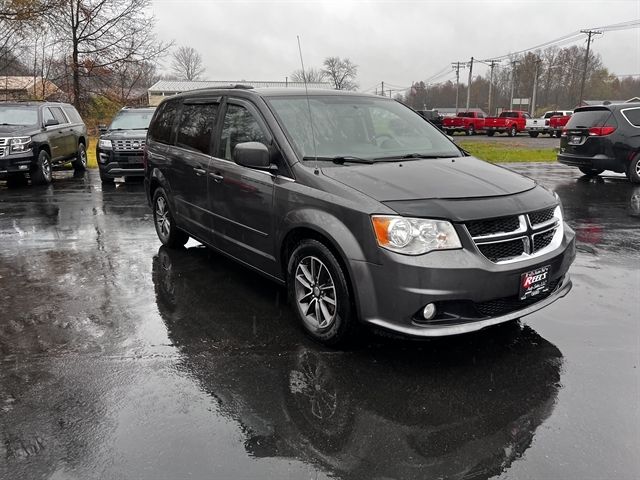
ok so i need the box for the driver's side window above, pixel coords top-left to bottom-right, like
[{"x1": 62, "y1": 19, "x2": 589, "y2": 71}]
[{"x1": 218, "y1": 104, "x2": 267, "y2": 161}]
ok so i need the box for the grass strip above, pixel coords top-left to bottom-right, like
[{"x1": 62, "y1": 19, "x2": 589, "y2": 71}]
[{"x1": 456, "y1": 141, "x2": 557, "y2": 163}]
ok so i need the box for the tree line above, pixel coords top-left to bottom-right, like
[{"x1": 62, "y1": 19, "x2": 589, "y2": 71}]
[{"x1": 403, "y1": 45, "x2": 640, "y2": 115}]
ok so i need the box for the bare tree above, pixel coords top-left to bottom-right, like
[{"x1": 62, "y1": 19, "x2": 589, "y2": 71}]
[
  {"x1": 322, "y1": 56, "x2": 358, "y2": 90},
  {"x1": 290, "y1": 67, "x2": 326, "y2": 83},
  {"x1": 171, "y1": 46, "x2": 205, "y2": 81},
  {"x1": 44, "y1": 0, "x2": 171, "y2": 112}
]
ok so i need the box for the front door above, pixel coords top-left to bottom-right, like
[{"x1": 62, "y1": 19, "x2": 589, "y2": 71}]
[
  {"x1": 42, "y1": 107, "x2": 67, "y2": 161},
  {"x1": 209, "y1": 100, "x2": 276, "y2": 275},
  {"x1": 170, "y1": 100, "x2": 219, "y2": 243}
]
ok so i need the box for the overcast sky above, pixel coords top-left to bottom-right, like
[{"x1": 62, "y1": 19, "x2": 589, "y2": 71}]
[{"x1": 151, "y1": 0, "x2": 640, "y2": 94}]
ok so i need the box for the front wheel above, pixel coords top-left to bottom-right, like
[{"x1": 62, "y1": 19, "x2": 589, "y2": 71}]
[
  {"x1": 72, "y1": 143, "x2": 87, "y2": 172},
  {"x1": 31, "y1": 150, "x2": 52, "y2": 185},
  {"x1": 579, "y1": 166, "x2": 604, "y2": 176},
  {"x1": 627, "y1": 154, "x2": 640, "y2": 184},
  {"x1": 487, "y1": 131, "x2": 495, "y2": 137},
  {"x1": 466, "y1": 125, "x2": 475, "y2": 136},
  {"x1": 287, "y1": 239, "x2": 355, "y2": 347},
  {"x1": 152, "y1": 188, "x2": 189, "y2": 248}
]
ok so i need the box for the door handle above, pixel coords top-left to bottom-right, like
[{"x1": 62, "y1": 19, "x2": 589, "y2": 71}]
[
  {"x1": 209, "y1": 172, "x2": 224, "y2": 183},
  {"x1": 193, "y1": 167, "x2": 206, "y2": 176}
]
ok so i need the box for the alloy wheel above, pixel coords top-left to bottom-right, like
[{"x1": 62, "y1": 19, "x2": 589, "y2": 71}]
[
  {"x1": 42, "y1": 157, "x2": 51, "y2": 180},
  {"x1": 155, "y1": 196, "x2": 171, "y2": 239},
  {"x1": 294, "y1": 256, "x2": 338, "y2": 330}
]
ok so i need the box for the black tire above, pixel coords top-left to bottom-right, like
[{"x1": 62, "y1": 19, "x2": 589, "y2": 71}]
[
  {"x1": 287, "y1": 239, "x2": 355, "y2": 347},
  {"x1": 152, "y1": 187, "x2": 189, "y2": 248},
  {"x1": 487, "y1": 131, "x2": 495, "y2": 137},
  {"x1": 72, "y1": 142, "x2": 87, "y2": 172},
  {"x1": 529, "y1": 132, "x2": 539, "y2": 138},
  {"x1": 627, "y1": 154, "x2": 640, "y2": 184},
  {"x1": 31, "y1": 150, "x2": 52, "y2": 185},
  {"x1": 579, "y1": 166, "x2": 604, "y2": 176},
  {"x1": 466, "y1": 125, "x2": 475, "y2": 136},
  {"x1": 508, "y1": 125, "x2": 517, "y2": 137},
  {"x1": 555, "y1": 130, "x2": 562, "y2": 138}
]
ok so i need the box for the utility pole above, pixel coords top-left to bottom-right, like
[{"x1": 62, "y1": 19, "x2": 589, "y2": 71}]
[
  {"x1": 452, "y1": 61, "x2": 465, "y2": 114},
  {"x1": 381, "y1": 81, "x2": 384, "y2": 96},
  {"x1": 484, "y1": 59, "x2": 499, "y2": 116},
  {"x1": 578, "y1": 29, "x2": 603, "y2": 105},
  {"x1": 531, "y1": 57, "x2": 541, "y2": 116},
  {"x1": 465, "y1": 57, "x2": 474, "y2": 111},
  {"x1": 509, "y1": 59, "x2": 520, "y2": 110}
]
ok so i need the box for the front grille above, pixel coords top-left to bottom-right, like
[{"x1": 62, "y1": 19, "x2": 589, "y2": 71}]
[
  {"x1": 533, "y1": 228, "x2": 556, "y2": 252},
  {"x1": 477, "y1": 238, "x2": 526, "y2": 262},
  {"x1": 113, "y1": 139, "x2": 145, "y2": 151},
  {"x1": 528, "y1": 207, "x2": 555, "y2": 226},
  {"x1": 475, "y1": 279, "x2": 561, "y2": 317},
  {"x1": 466, "y1": 216, "x2": 520, "y2": 237}
]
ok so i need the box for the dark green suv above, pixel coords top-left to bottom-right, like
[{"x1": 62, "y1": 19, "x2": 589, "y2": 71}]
[{"x1": 0, "y1": 101, "x2": 88, "y2": 185}]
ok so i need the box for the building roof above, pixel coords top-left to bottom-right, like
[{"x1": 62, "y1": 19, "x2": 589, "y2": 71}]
[
  {"x1": 148, "y1": 80, "x2": 332, "y2": 93},
  {"x1": 0, "y1": 76, "x2": 56, "y2": 90}
]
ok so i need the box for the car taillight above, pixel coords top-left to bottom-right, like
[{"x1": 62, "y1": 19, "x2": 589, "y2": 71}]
[{"x1": 588, "y1": 126, "x2": 616, "y2": 136}]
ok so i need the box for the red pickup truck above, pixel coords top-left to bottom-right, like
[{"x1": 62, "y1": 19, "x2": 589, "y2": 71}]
[
  {"x1": 442, "y1": 111, "x2": 485, "y2": 136},
  {"x1": 549, "y1": 113, "x2": 573, "y2": 138},
  {"x1": 484, "y1": 111, "x2": 530, "y2": 137}
]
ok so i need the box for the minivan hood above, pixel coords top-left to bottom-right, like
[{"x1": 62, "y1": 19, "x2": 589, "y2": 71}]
[{"x1": 321, "y1": 156, "x2": 536, "y2": 202}]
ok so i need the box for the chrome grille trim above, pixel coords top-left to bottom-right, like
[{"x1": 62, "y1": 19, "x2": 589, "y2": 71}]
[
  {"x1": 0, "y1": 138, "x2": 8, "y2": 146},
  {"x1": 113, "y1": 139, "x2": 146, "y2": 151}
]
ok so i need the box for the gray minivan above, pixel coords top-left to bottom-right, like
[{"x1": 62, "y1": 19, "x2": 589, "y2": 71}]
[{"x1": 144, "y1": 87, "x2": 575, "y2": 346}]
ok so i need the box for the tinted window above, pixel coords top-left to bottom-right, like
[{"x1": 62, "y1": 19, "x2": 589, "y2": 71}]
[
  {"x1": 149, "y1": 101, "x2": 179, "y2": 144},
  {"x1": 176, "y1": 103, "x2": 218, "y2": 154},
  {"x1": 50, "y1": 106, "x2": 68, "y2": 124},
  {"x1": 566, "y1": 108, "x2": 616, "y2": 128},
  {"x1": 500, "y1": 112, "x2": 518, "y2": 118},
  {"x1": 622, "y1": 108, "x2": 640, "y2": 127},
  {"x1": 63, "y1": 106, "x2": 83, "y2": 124},
  {"x1": 219, "y1": 104, "x2": 267, "y2": 161},
  {"x1": 42, "y1": 108, "x2": 56, "y2": 125}
]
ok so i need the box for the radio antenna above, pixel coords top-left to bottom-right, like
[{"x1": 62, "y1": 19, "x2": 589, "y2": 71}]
[{"x1": 297, "y1": 35, "x2": 319, "y2": 175}]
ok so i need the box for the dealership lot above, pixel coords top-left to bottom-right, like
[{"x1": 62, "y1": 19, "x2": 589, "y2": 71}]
[{"x1": 0, "y1": 165, "x2": 638, "y2": 479}]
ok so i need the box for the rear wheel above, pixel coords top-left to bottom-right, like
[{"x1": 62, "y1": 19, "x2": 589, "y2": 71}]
[
  {"x1": 31, "y1": 150, "x2": 52, "y2": 185},
  {"x1": 579, "y1": 166, "x2": 604, "y2": 176},
  {"x1": 287, "y1": 239, "x2": 355, "y2": 347},
  {"x1": 508, "y1": 125, "x2": 517, "y2": 137},
  {"x1": 555, "y1": 130, "x2": 562, "y2": 138},
  {"x1": 467, "y1": 125, "x2": 475, "y2": 136},
  {"x1": 152, "y1": 187, "x2": 189, "y2": 248},
  {"x1": 529, "y1": 132, "x2": 539, "y2": 138},
  {"x1": 72, "y1": 143, "x2": 87, "y2": 172},
  {"x1": 487, "y1": 131, "x2": 495, "y2": 137},
  {"x1": 627, "y1": 154, "x2": 640, "y2": 184}
]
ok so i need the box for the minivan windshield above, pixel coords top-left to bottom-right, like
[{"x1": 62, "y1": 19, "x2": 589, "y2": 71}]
[
  {"x1": 109, "y1": 110, "x2": 154, "y2": 130},
  {"x1": 0, "y1": 105, "x2": 38, "y2": 126},
  {"x1": 266, "y1": 95, "x2": 461, "y2": 161}
]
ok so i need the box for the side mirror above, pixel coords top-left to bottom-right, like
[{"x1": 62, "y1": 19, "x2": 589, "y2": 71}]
[
  {"x1": 233, "y1": 142, "x2": 274, "y2": 170},
  {"x1": 98, "y1": 124, "x2": 107, "y2": 134},
  {"x1": 44, "y1": 118, "x2": 59, "y2": 127}
]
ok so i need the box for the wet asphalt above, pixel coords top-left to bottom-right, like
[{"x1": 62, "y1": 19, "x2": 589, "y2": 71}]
[{"x1": 0, "y1": 166, "x2": 638, "y2": 480}]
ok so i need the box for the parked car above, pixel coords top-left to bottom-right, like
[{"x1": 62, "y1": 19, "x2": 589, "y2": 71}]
[
  {"x1": 145, "y1": 87, "x2": 575, "y2": 346},
  {"x1": 484, "y1": 110, "x2": 530, "y2": 136},
  {"x1": 415, "y1": 109, "x2": 444, "y2": 130},
  {"x1": 442, "y1": 111, "x2": 485, "y2": 136},
  {"x1": 558, "y1": 103, "x2": 640, "y2": 183},
  {"x1": 549, "y1": 112, "x2": 573, "y2": 138},
  {"x1": 0, "y1": 101, "x2": 87, "y2": 185},
  {"x1": 96, "y1": 106, "x2": 155, "y2": 184},
  {"x1": 526, "y1": 110, "x2": 572, "y2": 138}
]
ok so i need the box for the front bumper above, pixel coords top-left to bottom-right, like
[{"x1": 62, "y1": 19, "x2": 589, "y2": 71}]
[
  {"x1": 0, "y1": 150, "x2": 35, "y2": 176},
  {"x1": 349, "y1": 226, "x2": 575, "y2": 337},
  {"x1": 97, "y1": 149, "x2": 145, "y2": 177}
]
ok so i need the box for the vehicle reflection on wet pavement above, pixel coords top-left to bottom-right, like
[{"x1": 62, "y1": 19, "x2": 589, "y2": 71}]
[{"x1": 0, "y1": 166, "x2": 638, "y2": 479}]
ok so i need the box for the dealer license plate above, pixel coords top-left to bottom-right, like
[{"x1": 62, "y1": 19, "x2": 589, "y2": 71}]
[
  {"x1": 519, "y1": 265, "x2": 551, "y2": 300},
  {"x1": 568, "y1": 135, "x2": 582, "y2": 145}
]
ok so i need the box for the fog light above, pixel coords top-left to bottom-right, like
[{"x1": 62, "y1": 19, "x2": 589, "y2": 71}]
[{"x1": 422, "y1": 303, "x2": 437, "y2": 320}]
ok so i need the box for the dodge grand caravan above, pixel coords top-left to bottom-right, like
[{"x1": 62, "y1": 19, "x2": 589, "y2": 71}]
[{"x1": 144, "y1": 87, "x2": 575, "y2": 346}]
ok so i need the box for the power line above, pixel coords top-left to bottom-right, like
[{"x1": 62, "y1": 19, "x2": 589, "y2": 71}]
[{"x1": 579, "y1": 29, "x2": 603, "y2": 104}]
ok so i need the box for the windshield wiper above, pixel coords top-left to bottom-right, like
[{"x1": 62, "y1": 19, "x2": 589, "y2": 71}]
[
  {"x1": 302, "y1": 155, "x2": 374, "y2": 165},
  {"x1": 375, "y1": 153, "x2": 455, "y2": 161}
]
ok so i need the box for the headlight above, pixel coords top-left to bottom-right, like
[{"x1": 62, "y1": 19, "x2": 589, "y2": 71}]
[
  {"x1": 9, "y1": 136, "x2": 31, "y2": 153},
  {"x1": 371, "y1": 215, "x2": 462, "y2": 255},
  {"x1": 99, "y1": 139, "x2": 112, "y2": 150}
]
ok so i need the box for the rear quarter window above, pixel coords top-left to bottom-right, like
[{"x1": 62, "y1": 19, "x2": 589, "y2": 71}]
[
  {"x1": 62, "y1": 106, "x2": 83, "y2": 124},
  {"x1": 622, "y1": 108, "x2": 640, "y2": 127},
  {"x1": 149, "y1": 101, "x2": 180, "y2": 145}
]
